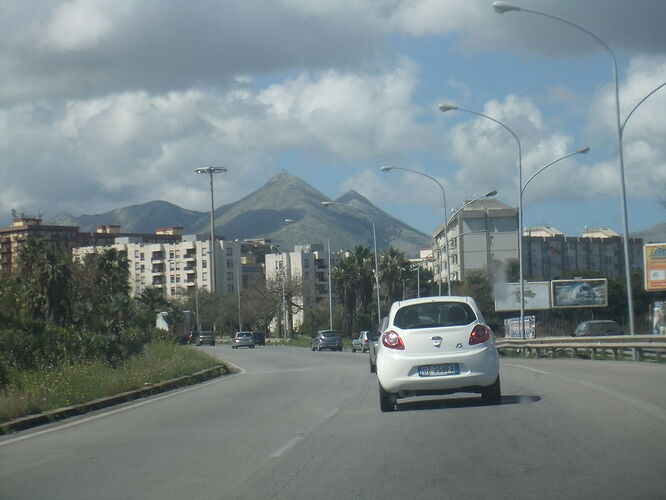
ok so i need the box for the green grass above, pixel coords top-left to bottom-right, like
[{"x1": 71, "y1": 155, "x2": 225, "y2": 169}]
[{"x1": 0, "y1": 342, "x2": 220, "y2": 423}]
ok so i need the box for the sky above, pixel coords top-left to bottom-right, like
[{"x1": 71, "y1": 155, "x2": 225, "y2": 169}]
[{"x1": 2, "y1": 0, "x2": 666, "y2": 239}]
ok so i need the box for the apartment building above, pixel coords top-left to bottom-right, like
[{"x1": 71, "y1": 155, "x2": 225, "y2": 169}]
[
  {"x1": 523, "y1": 226, "x2": 643, "y2": 280},
  {"x1": 431, "y1": 199, "x2": 519, "y2": 282},
  {"x1": 73, "y1": 235, "x2": 242, "y2": 299},
  {"x1": 265, "y1": 244, "x2": 344, "y2": 329},
  {"x1": 0, "y1": 218, "x2": 181, "y2": 273}
]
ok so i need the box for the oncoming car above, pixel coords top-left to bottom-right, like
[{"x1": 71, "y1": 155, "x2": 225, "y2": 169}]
[{"x1": 376, "y1": 296, "x2": 500, "y2": 412}]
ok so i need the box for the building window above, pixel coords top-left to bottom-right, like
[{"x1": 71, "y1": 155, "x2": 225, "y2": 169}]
[
  {"x1": 202, "y1": 260, "x2": 207, "y2": 268},
  {"x1": 169, "y1": 250, "x2": 175, "y2": 259}
]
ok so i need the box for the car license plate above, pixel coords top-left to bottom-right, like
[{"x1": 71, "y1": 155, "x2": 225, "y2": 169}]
[{"x1": 418, "y1": 364, "x2": 460, "y2": 377}]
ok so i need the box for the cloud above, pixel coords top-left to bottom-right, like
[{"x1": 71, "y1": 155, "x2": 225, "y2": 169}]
[
  {"x1": 0, "y1": 0, "x2": 387, "y2": 102},
  {"x1": 0, "y1": 59, "x2": 428, "y2": 219}
]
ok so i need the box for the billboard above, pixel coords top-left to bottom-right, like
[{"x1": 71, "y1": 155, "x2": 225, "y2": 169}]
[
  {"x1": 494, "y1": 282, "x2": 551, "y2": 311},
  {"x1": 644, "y1": 243, "x2": 666, "y2": 291},
  {"x1": 504, "y1": 316, "x2": 536, "y2": 339},
  {"x1": 551, "y1": 279, "x2": 608, "y2": 308}
]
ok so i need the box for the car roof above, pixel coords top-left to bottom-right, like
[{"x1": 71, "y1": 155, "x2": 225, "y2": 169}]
[{"x1": 390, "y1": 296, "x2": 476, "y2": 307}]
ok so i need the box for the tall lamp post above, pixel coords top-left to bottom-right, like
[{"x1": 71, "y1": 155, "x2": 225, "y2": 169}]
[
  {"x1": 321, "y1": 201, "x2": 382, "y2": 325},
  {"x1": 380, "y1": 166, "x2": 451, "y2": 296},
  {"x1": 492, "y1": 0, "x2": 637, "y2": 333},
  {"x1": 194, "y1": 166, "x2": 227, "y2": 294},
  {"x1": 439, "y1": 103, "x2": 522, "y2": 324}
]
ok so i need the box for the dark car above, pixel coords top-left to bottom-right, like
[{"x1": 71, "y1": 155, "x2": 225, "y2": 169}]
[
  {"x1": 196, "y1": 331, "x2": 216, "y2": 346},
  {"x1": 252, "y1": 332, "x2": 266, "y2": 346},
  {"x1": 311, "y1": 330, "x2": 343, "y2": 351},
  {"x1": 572, "y1": 320, "x2": 623, "y2": 337}
]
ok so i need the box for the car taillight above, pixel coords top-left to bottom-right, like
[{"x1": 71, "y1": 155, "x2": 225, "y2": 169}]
[
  {"x1": 382, "y1": 330, "x2": 404, "y2": 350},
  {"x1": 469, "y1": 324, "x2": 491, "y2": 345}
]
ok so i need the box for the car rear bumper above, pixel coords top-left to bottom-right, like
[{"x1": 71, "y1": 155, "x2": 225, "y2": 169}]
[{"x1": 377, "y1": 345, "x2": 499, "y2": 395}]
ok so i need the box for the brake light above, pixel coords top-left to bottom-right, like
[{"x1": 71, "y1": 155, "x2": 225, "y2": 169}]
[
  {"x1": 382, "y1": 330, "x2": 405, "y2": 350},
  {"x1": 469, "y1": 325, "x2": 491, "y2": 345}
]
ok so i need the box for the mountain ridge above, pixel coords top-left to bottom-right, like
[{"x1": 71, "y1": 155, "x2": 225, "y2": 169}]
[{"x1": 49, "y1": 171, "x2": 431, "y2": 256}]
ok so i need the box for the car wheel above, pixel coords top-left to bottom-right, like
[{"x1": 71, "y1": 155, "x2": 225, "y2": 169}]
[
  {"x1": 481, "y1": 376, "x2": 501, "y2": 405},
  {"x1": 370, "y1": 361, "x2": 376, "y2": 373},
  {"x1": 379, "y1": 383, "x2": 397, "y2": 412}
]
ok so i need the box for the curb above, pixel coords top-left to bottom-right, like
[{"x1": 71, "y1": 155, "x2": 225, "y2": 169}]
[{"x1": 0, "y1": 363, "x2": 235, "y2": 435}]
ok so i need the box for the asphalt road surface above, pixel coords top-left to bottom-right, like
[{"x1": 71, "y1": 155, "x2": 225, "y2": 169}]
[{"x1": 1, "y1": 346, "x2": 665, "y2": 500}]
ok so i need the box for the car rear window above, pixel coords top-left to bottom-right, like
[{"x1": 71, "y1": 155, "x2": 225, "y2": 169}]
[
  {"x1": 366, "y1": 331, "x2": 380, "y2": 341},
  {"x1": 322, "y1": 332, "x2": 340, "y2": 338},
  {"x1": 393, "y1": 302, "x2": 476, "y2": 329}
]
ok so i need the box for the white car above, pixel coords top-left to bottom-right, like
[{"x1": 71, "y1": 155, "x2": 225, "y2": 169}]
[{"x1": 376, "y1": 296, "x2": 500, "y2": 412}]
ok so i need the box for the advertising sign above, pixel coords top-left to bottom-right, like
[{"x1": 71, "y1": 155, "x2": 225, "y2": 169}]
[
  {"x1": 551, "y1": 279, "x2": 608, "y2": 308},
  {"x1": 504, "y1": 316, "x2": 536, "y2": 339},
  {"x1": 494, "y1": 282, "x2": 551, "y2": 311},
  {"x1": 652, "y1": 301, "x2": 666, "y2": 335},
  {"x1": 644, "y1": 243, "x2": 666, "y2": 292}
]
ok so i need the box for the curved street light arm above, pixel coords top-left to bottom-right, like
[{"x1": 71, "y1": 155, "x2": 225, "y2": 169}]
[
  {"x1": 521, "y1": 147, "x2": 590, "y2": 196},
  {"x1": 381, "y1": 165, "x2": 450, "y2": 295},
  {"x1": 621, "y1": 81, "x2": 666, "y2": 133}
]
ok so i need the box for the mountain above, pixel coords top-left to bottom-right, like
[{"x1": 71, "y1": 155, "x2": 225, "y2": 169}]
[
  {"x1": 50, "y1": 200, "x2": 206, "y2": 234},
  {"x1": 631, "y1": 223, "x2": 666, "y2": 244},
  {"x1": 48, "y1": 171, "x2": 431, "y2": 256}
]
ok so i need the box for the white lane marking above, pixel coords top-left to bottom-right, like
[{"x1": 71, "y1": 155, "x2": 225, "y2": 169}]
[
  {"x1": 0, "y1": 374, "x2": 235, "y2": 448},
  {"x1": 270, "y1": 406, "x2": 341, "y2": 459},
  {"x1": 271, "y1": 436, "x2": 305, "y2": 458},
  {"x1": 504, "y1": 363, "x2": 550, "y2": 375},
  {"x1": 575, "y1": 380, "x2": 666, "y2": 425}
]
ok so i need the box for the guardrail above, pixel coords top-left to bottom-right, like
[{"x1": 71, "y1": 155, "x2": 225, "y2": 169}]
[{"x1": 496, "y1": 335, "x2": 666, "y2": 362}]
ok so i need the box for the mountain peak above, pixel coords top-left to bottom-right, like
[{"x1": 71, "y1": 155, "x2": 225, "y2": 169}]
[{"x1": 335, "y1": 189, "x2": 373, "y2": 206}]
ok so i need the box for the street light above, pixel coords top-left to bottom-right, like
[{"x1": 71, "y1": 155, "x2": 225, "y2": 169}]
[
  {"x1": 194, "y1": 166, "x2": 227, "y2": 294},
  {"x1": 439, "y1": 103, "x2": 523, "y2": 305},
  {"x1": 380, "y1": 165, "x2": 451, "y2": 296},
  {"x1": 492, "y1": 1, "x2": 636, "y2": 333},
  {"x1": 321, "y1": 201, "x2": 382, "y2": 325},
  {"x1": 280, "y1": 218, "x2": 294, "y2": 337}
]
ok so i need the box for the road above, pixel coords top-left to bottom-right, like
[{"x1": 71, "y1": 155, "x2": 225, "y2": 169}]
[{"x1": 1, "y1": 346, "x2": 665, "y2": 500}]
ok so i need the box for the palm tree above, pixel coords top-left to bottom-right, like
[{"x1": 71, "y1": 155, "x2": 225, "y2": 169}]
[
  {"x1": 379, "y1": 247, "x2": 409, "y2": 311},
  {"x1": 331, "y1": 257, "x2": 358, "y2": 337}
]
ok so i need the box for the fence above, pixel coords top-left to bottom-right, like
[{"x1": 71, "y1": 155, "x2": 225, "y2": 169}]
[{"x1": 495, "y1": 335, "x2": 666, "y2": 362}]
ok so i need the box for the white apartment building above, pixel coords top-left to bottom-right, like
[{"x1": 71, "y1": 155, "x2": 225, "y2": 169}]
[
  {"x1": 432, "y1": 199, "x2": 519, "y2": 282},
  {"x1": 73, "y1": 235, "x2": 242, "y2": 299},
  {"x1": 265, "y1": 244, "x2": 344, "y2": 330}
]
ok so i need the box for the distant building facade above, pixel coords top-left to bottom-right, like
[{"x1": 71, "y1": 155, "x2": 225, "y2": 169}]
[
  {"x1": 523, "y1": 226, "x2": 643, "y2": 280},
  {"x1": 431, "y1": 199, "x2": 519, "y2": 282},
  {"x1": 73, "y1": 235, "x2": 242, "y2": 299},
  {"x1": 265, "y1": 244, "x2": 344, "y2": 330},
  {"x1": 1, "y1": 217, "x2": 79, "y2": 272}
]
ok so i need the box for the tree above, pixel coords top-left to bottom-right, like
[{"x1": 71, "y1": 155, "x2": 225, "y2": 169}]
[
  {"x1": 70, "y1": 248, "x2": 131, "y2": 334},
  {"x1": 16, "y1": 239, "x2": 72, "y2": 325},
  {"x1": 379, "y1": 247, "x2": 409, "y2": 311}
]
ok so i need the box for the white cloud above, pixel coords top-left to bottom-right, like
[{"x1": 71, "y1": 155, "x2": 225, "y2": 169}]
[{"x1": 41, "y1": 0, "x2": 115, "y2": 51}]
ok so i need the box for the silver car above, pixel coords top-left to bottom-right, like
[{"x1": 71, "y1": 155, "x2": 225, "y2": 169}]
[
  {"x1": 232, "y1": 331, "x2": 255, "y2": 349},
  {"x1": 369, "y1": 318, "x2": 388, "y2": 373}
]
